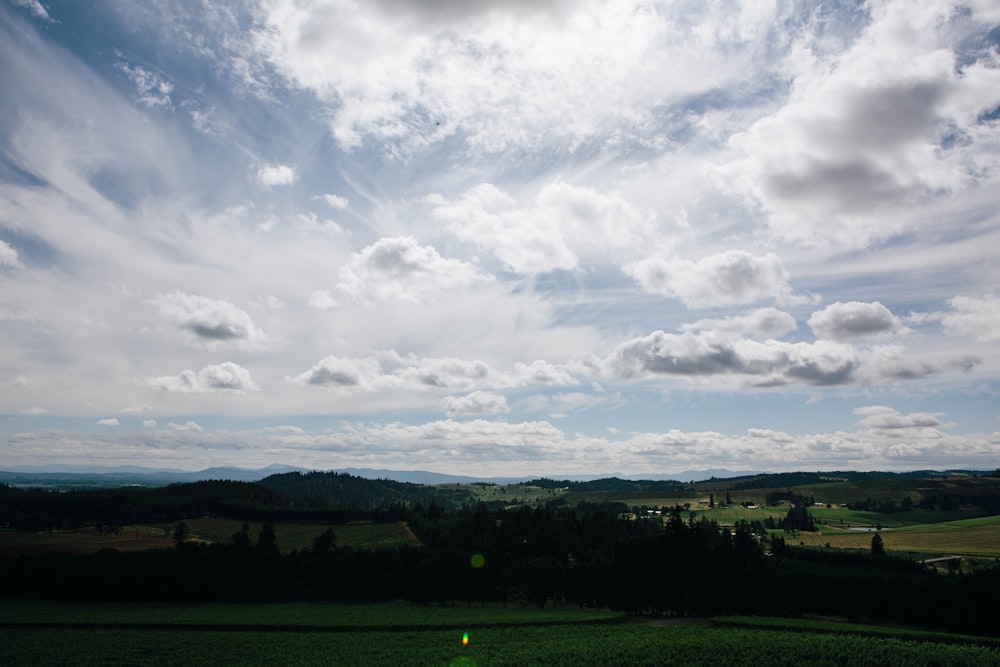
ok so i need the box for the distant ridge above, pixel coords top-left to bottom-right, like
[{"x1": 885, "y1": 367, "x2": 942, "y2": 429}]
[
  {"x1": 0, "y1": 464, "x2": 758, "y2": 487},
  {"x1": 0, "y1": 464, "x2": 989, "y2": 490}
]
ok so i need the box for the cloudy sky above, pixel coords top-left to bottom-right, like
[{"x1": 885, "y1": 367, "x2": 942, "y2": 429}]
[{"x1": 2, "y1": 0, "x2": 999, "y2": 477}]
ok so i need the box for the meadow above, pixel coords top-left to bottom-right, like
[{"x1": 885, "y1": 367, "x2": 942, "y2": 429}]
[{"x1": 2, "y1": 600, "x2": 998, "y2": 666}]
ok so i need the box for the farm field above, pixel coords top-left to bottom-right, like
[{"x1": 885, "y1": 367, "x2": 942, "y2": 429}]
[
  {"x1": 0, "y1": 519, "x2": 416, "y2": 556},
  {"x1": 1, "y1": 600, "x2": 997, "y2": 666},
  {"x1": 791, "y1": 515, "x2": 1000, "y2": 557}
]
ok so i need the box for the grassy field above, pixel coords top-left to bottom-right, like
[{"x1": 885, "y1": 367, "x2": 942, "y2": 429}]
[
  {"x1": 790, "y1": 515, "x2": 1000, "y2": 558},
  {"x1": 0, "y1": 519, "x2": 416, "y2": 557},
  {"x1": 1, "y1": 600, "x2": 997, "y2": 666}
]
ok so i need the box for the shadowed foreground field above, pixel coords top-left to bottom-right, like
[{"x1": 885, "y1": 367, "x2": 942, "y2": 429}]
[{"x1": 2, "y1": 601, "x2": 998, "y2": 667}]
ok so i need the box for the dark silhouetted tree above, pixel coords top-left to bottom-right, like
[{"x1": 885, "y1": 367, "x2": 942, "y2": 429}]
[
  {"x1": 172, "y1": 521, "x2": 192, "y2": 544},
  {"x1": 870, "y1": 532, "x2": 885, "y2": 556},
  {"x1": 311, "y1": 527, "x2": 337, "y2": 556},
  {"x1": 257, "y1": 523, "x2": 277, "y2": 551}
]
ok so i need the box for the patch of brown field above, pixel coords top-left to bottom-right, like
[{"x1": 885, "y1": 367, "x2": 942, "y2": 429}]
[
  {"x1": 0, "y1": 527, "x2": 173, "y2": 556},
  {"x1": 399, "y1": 521, "x2": 423, "y2": 546}
]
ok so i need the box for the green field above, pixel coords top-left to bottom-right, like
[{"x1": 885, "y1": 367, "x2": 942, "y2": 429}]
[{"x1": 1, "y1": 600, "x2": 997, "y2": 666}]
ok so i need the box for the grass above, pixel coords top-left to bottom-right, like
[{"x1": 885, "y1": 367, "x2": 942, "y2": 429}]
[
  {"x1": 712, "y1": 615, "x2": 1000, "y2": 647},
  {"x1": 1, "y1": 601, "x2": 998, "y2": 666},
  {"x1": 786, "y1": 519, "x2": 1000, "y2": 557},
  {"x1": 0, "y1": 599, "x2": 622, "y2": 628}
]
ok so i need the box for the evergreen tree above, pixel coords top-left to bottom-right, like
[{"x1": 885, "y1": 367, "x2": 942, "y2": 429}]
[
  {"x1": 870, "y1": 532, "x2": 886, "y2": 556},
  {"x1": 172, "y1": 520, "x2": 192, "y2": 544}
]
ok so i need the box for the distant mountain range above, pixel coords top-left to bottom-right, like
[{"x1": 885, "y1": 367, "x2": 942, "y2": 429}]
[
  {"x1": 1, "y1": 464, "x2": 989, "y2": 490},
  {"x1": 0, "y1": 464, "x2": 760, "y2": 487}
]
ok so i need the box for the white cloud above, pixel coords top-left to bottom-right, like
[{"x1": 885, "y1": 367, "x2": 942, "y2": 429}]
[
  {"x1": 287, "y1": 355, "x2": 385, "y2": 389},
  {"x1": 143, "y1": 420, "x2": 157, "y2": 428},
  {"x1": 510, "y1": 360, "x2": 579, "y2": 387},
  {"x1": 933, "y1": 295, "x2": 1000, "y2": 342},
  {"x1": 119, "y1": 404, "x2": 152, "y2": 415},
  {"x1": 145, "y1": 362, "x2": 260, "y2": 394},
  {"x1": 255, "y1": 163, "x2": 297, "y2": 188},
  {"x1": 152, "y1": 293, "x2": 268, "y2": 347},
  {"x1": 287, "y1": 351, "x2": 584, "y2": 394},
  {"x1": 336, "y1": 236, "x2": 492, "y2": 303},
  {"x1": 430, "y1": 181, "x2": 652, "y2": 275},
  {"x1": 320, "y1": 193, "x2": 349, "y2": 209},
  {"x1": 116, "y1": 60, "x2": 174, "y2": 109},
  {"x1": 717, "y1": 0, "x2": 1000, "y2": 247},
  {"x1": 11, "y1": 0, "x2": 53, "y2": 22},
  {"x1": 167, "y1": 421, "x2": 203, "y2": 433},
  {"x1": 20, "y1": 407, "x2": 48, "y2": 415},
  {"x1": 607, "y1": 330, "x2": 860, "y2": 386},
  {"x1": 625, "y1": 250, "x2": 794, "y2": 308},
  {"x1": 443, "y1": 390, "x2": 509, "y2": 417},
  {"x1": 307, "y1": 290, "x2": 338, "y2": 310},
  {"x1": 854, "y1": 405, "x2": 947, "y2": 430},
  {"x1": 0, "y1": 240, "x2": 22, "y2": 268},
  {"x1": 252, "y1": 1, "x2": 783, "y2": 155},
  {"x1": 809, "y1": 301, "x2": 903, "y2": 341},
  {"x1": 97, "y1": 418, "x2": 120, "y2": 426},
  {"x1": 385, "y1": 352, "x2": 492, "y2": 390},
  {"x1": 683, "y1": 308, "x2": 798, "y2": 339}
]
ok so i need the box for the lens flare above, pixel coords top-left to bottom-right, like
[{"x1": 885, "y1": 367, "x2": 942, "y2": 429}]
[
  {"x1": 470, "y1": 553, "x2": 485, "y2": 569},
  {"x1": 462, "y1": 631, "x2": 469, "y2": 647}
]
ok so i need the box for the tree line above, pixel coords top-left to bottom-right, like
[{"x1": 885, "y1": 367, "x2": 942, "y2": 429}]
[{"x1": 2, "y1": 498, "x2": 999, "y2": 635}]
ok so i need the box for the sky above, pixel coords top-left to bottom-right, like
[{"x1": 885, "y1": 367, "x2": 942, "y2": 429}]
[{"x1": 1, "y1": 0, "x2": 999, "y2": 478}]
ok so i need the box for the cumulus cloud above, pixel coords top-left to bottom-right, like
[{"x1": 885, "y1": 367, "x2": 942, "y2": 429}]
[
  {"x1": 0, "y1": 240, "x2": 23, "y2": 268},
  {"x1": 429, "y1": 181, "x2": 652, "y2": 275},
  {"x1": 932, "y1": 295, "x2": 1000, "y2": 342},
  {"x1": 143, "y1": 420, "x2": 157, "y2": 428},
  {"x1": 717, "y1": 1, "x2": 1000, "y2": 246},
  {"x1": 97, "y1": 418, "x2": 120, "y2": 426},
  {"x1": 287, "y1": 355, "x2": 385, "y2": 389},
  {"x1": 809, "y1": 301, "x2": 903, "y2": 341},
  {"x1": 854, "y1": 405, "x2": 948, "y2": 430},
  {"x1": 288, "y1": 351, "x2": 583, "y2": 393},
  {"x1": 336, "y1": 236, "x2": 492, "y2": 303},
  {"x1": 320, "y1": 193, "x2": 349, "y2": 209},
  {"x1": 145, "y1": 362, "x2": 260, "y2": 393},
  {"x1": 385, "y1": 352, "x2": 492, "y2": 389},
  {"x1": 152, "y1": 293, "x2": 268, "y2": 347},
  {"x1": 443, "y1": 390, "x2": 509, "y2": 417},
  {"x1": 682, "y1": 308, "x2": 798, "y2": 339},
  {"x1": 608, "y1": 330, "x2": 860, "y2": 387},
  {"x1": 625, "y1": 250, "x2": 794, "y2": 308},
  {"x1": 20, "y1": 407, "x2": 48, "y2": 415},
  {"x1": 167, "y1": 421, "x2": 203, "y2": 433},
  {"x1": 255, "y1": 163, "x2": 296, "y2": 188},
  {"x1": 510, "y1": 360, "x2": 579, "y2": 387}
]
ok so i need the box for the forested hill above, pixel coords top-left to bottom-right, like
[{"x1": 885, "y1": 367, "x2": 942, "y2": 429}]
[
  {"x1": 527, "y1": 477, "x2": 689, "y2": 492},
  {"x1": 701, "y1": 470, "x2": 985, "y2": 491},
  {"x1": 259, "y1": 471, "x2": 477, "y2": 509}
]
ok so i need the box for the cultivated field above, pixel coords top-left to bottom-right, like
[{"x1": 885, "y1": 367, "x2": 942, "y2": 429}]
[{"x1": 1, "y1": 600, "x2": 997, "y2": 666}]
